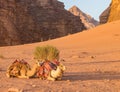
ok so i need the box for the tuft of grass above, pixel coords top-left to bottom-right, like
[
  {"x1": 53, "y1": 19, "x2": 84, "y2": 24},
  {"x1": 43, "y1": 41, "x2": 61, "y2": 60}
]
[
  {"x1": 34, "y1": 45, "x2": 59, "y2": 62},
  {"x1": 0, "y1": 54, "x2": 5, "y2": 59},
  {"x1": 46, "y1": 45, "x2": 59, "y2": 61},
  {"x1": 34, "y1": 46, "x2": 48, "y2": 61}
]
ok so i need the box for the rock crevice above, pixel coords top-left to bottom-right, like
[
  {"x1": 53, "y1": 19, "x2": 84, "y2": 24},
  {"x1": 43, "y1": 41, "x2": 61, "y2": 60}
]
[{"x1": 69, "y1": 6, "x2": 99, "y2": 29}]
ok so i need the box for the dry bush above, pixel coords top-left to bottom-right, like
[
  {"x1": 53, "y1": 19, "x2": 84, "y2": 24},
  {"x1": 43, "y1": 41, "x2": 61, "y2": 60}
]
[{"x1": 34, "y1": 45, "x2": 60, "y2": 61}]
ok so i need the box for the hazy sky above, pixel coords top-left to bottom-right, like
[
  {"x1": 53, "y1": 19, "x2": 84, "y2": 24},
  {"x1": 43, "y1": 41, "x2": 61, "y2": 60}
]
[{"x1": 58, "y1": 0, "x2": 111, "y2": 21}]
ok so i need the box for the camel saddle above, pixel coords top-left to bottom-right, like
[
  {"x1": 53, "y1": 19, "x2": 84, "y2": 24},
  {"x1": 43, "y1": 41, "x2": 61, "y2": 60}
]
[{"x1": 36, "y1": 60, "x2": 60, "y2": 79}]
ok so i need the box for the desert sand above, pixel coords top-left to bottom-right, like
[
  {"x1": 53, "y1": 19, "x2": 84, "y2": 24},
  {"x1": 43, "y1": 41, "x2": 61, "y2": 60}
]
[{"x1": 0, "y1": 20, "x2": 120, "y2": 92}]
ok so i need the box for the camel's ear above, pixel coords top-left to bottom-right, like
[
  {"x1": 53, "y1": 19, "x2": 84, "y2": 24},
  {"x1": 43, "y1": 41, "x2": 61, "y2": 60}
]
[{"x1": 59, "y1": 64, "x2": 66, "y2": 71}]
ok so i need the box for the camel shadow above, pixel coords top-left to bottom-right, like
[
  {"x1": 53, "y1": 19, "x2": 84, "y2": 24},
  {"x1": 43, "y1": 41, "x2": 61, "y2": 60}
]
[
  {"x1": 62, "y1": 72, "x2": 120, "y2": 81},
  {"x1": 79, "y1": 60, "x2": 120, "y2": 65}
]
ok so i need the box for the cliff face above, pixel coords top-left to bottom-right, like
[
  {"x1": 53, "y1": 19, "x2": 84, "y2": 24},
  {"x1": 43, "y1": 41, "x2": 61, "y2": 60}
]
[
  {"x1": 0, "y1": 0, "x2": 86, "y2": 46},
  {"x1": 100, "y1": 0, "x2": 120, "y2": 24},
  {"x1": 99, "y1": 7, "x2": 110, "y2": 24},
  {"x1": 108, "y1": 0, "x2": 120, "y2": 22},
  {"x1": 69, "y1": 6, "x2": 99, "y2": 29}
]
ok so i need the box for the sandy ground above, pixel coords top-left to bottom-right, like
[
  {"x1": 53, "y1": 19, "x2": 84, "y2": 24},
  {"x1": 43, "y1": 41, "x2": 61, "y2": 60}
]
[{"x1": 0, "y1": 20, "x2": 120, "y2": 92}]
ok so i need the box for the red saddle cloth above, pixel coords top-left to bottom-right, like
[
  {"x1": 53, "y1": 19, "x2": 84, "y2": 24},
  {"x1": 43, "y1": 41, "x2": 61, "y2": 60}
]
[{"x1": 36, "y1": 60, "x2": 60, "y2": 79}]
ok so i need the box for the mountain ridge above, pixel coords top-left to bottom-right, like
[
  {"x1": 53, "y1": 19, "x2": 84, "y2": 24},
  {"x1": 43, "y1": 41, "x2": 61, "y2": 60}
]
[{"x1": 69, "y1": 5, "x2": 99, "y2": 29}]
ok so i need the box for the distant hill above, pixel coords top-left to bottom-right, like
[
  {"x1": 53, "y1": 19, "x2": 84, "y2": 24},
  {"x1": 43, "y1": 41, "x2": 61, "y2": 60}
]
[{"x1": 69, "y1": 6, "x2": 99, "y2": 29}]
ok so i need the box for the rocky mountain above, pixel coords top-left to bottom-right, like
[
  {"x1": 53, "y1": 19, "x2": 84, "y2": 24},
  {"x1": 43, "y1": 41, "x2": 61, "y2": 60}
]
[
  {"x1": 0, "y1": 0, "x2": 86, "y2": 46},
  {"x1": 69, "y1": 6, "x2": 99, "y2": 29},
  {"x1": 100, "y1": 0, "x2": 120, "y2": 24}
]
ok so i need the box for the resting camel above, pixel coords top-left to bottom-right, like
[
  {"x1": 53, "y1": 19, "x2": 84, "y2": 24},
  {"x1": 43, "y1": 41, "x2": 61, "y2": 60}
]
[{"x1": 6, "y1": 59, "x2": 65, "y2": 81}]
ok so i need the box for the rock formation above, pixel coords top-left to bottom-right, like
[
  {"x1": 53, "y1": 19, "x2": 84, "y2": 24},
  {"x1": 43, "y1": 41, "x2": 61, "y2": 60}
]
[
  {"x1": 0, "y1": 0, "x2": 86, "y2": 46},
  {"x1": 108, "y1": 0, "x2": 120, "y2": 22},
  {"x1": 100, "y1": 0, "x2": 120, "y2": 24},
  {"x1": 69, "y1": 6, "x2": 99, "y2": 29},
  {"x1": 99, "y1": 7, "x2": 110, "y2": 24}
]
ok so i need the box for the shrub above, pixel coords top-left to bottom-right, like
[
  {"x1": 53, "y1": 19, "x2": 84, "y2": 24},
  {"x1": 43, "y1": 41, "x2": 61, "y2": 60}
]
[
  {"x1": 34, "y1": 45, "x2": 60, "y2": 62},
  {"x1": 46, "y1": 45, "x2": 59, "y2": 61}
]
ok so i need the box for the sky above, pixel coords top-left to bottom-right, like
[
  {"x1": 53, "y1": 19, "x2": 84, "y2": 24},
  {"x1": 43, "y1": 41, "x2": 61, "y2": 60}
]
[{"x1": 58, "y1": 0, "x2": 111, "y2": 21}]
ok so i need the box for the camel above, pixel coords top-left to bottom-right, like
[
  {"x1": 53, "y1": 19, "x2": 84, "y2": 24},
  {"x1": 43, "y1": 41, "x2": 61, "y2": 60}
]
[{"x1": 6, "y1": 59, "x2": 65, "y2": 81}]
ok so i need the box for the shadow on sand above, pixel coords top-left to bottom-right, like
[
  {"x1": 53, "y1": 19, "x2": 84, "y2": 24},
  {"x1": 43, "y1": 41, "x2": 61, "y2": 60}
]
[
  {"x1": 63, "y1": 72, "x2": 120, "y2": 81},
  {"x1": 79, "y1": 60, "x2": 120, "y2": 65}
]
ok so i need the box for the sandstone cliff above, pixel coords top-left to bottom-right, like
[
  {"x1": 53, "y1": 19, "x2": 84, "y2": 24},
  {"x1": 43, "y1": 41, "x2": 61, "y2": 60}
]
[
  {"x1": 0, "y1": 0, "x2": 86, "y2": 46},
  {"x1": 108, "y1": 0, "x2": 120, "y2": 22},
  {"x1": 69, "y1": 6, "x2": 99, "y2": 29},
  {"x1": 100, "y1": 0, "x2": 120, "y2": 24}
]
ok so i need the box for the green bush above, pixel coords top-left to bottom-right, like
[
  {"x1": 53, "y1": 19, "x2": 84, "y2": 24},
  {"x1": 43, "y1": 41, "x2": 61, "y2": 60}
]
[
  {"x1": 46, "y1": 45, "x2": 60, "y2": 61},
  {"x1": 34, "y1": 45, "x2": 60, "y2": 62}
]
